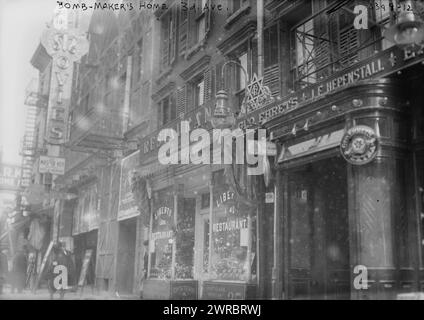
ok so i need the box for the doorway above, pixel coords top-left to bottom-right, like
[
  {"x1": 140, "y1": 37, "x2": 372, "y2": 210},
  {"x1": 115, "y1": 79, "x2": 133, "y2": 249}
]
[
  {"x1": 285, "y1": 157, "x2": 350, "y2": 299},
  {"x1": 116, "y1": 218, "x2": 137, "y2": 294}
]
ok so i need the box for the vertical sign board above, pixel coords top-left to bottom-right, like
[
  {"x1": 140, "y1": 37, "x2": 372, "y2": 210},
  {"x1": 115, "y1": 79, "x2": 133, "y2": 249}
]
[
  {"x1": 118, "y1": 151, "x2": 141, "y2": 221},
  {"x1": 40, "y1": 9, "x2": 88, "y2": 145}
]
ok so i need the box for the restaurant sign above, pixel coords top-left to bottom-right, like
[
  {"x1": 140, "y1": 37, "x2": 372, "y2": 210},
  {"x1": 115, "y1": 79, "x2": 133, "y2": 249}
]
[{"x1": 237, "y1": 44, "x2": 424, "y2": 129}]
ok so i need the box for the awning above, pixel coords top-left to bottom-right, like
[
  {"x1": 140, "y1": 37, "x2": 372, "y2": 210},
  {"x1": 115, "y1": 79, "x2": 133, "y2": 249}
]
[{"x1": 277, "y1": 129, "x2": 345, "y2": 163}]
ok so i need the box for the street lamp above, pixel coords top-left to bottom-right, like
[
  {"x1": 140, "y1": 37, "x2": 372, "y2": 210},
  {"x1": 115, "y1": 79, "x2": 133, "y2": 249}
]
[
  {"x1": 211, "y1": 60, "x2": 249, "y2": 129},
  {"x1": 384, "y1": 0, "x2": 424, "y2": 46}
]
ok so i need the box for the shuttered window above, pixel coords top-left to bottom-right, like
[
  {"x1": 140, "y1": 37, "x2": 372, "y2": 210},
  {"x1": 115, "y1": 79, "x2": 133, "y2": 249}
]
[
  {"x1": 177, "y1": 85, "x2": 187, "y2": 118},
  {"x1": 160, "y1": 7, "x2": 178, "y2": 69},
  {"x1": 179, "y1": 3, "x2": 188, "y2": 56},
  {"x1": 186, "y1": 67, "x2": 213, "y2": 111}
]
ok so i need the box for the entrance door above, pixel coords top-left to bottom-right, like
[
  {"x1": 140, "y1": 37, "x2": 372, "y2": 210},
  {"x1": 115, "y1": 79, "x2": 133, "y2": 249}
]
[
  {"x1": 117, "y1": 219, "x2": 137, "y2": 294},
  {"x1": 286, "y1": 157, "x2": 350, "y2": 299}
]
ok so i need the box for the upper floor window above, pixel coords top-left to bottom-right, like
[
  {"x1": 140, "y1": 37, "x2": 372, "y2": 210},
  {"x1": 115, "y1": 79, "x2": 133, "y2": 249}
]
[
  {"x1": 160, "y1": 8, "x2": 178, "y2": 70},
  {"x1": 264, "y1": 24, "x2": 279, "y2": 68},
  {"x1": 374, "y1": 0, "x2": 398, "y2": 49},
  {"x1": 231, "y1": 0, "x2": 249, "y2": 15},
  {"x1": 133, "y1": 38, "x2": 144, "y2": 84},
  {"x1": 158, "y1": 94, "x2": 176, "y2": 127},
  {"x1": 195, "y1": 0, "x2": 208, "y2": 43},
  {"x1": 194, "y1": 76, "x2": 205, "y2": 108},
  {"x1": 295, "y1": 19, "x2": 316, "y2": 85}
]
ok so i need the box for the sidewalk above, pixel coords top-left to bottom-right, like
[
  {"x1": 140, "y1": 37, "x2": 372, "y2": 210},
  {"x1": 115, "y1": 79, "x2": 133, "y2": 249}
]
[{"x1": 0, "y1": 285, "x2": 139, "y2": 300}]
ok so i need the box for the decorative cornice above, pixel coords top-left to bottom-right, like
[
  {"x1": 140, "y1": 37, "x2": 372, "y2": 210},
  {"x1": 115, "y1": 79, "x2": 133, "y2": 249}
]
[
  {"x1": 151, "y1": 81, "x2": 176, "y2": 101},
  {"x1": 180, "y1": 55, "x2": 211, "y2": 81},
  {"x1": 217, "y1": 18, "x2": 256, "y2": 55}
]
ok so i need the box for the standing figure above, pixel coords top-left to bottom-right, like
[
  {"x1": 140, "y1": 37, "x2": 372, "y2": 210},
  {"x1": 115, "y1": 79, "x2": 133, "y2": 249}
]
[
  {"x1": 0, "y1": 249, "x2": 9, "y2": 295},
  {"x1": 11, "y1": 248, "x2": 27, "y2": 294},
  {"x1": 46, "y1": 243, "x2": 75, "y2": 300},
  {"x1": 139, "y1": 240, "x2": 149, "y2": 299}
]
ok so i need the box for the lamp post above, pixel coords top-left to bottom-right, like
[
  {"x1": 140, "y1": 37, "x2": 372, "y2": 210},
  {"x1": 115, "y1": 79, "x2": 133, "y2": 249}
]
[
  {"x1": 384, "y1": 0, "x2": 424, "y2": 46},
  {"x1": 211, "y1": 60, "x2": 249, "y2": 129}
]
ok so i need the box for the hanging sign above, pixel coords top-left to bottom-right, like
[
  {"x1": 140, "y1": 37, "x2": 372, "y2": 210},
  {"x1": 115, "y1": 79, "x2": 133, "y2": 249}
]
[
  {"x1": 40, "y1": 21, "x2": 89, "y2": 145},
  {"x1": 118, "y1": 151, "x2": 141, "y2": 221},
  {"x1": 340, "y1": 125, "x2": 379, "y2": 165},
  {"x1": 39, "y1": 156, "x2": 66, "y2": 175}
]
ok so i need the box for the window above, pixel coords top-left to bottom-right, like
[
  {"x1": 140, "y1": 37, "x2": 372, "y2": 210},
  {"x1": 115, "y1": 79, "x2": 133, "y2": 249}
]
[
  {"x1": 295, "y1": 19, "x2": 316, "y2": 85},
  {"x1": 133, "y1": 38, "x2": 143, "y2": 84},
  {"x1": 231, "y1": 0, "x2": 248, "y2": 14},
  {"x1": 196, "y1": 0, "x2": 207, "y2": 42},
  {"x1": 264, "y1": 24, "x2": 279, "y2": 68},
  {"x1": 236, "y1": 52, "x2": 248, "y2": 108},
  {"x1": 374, "y1": 0, "x2": 398, "y2": 49},
  {"x1": 158, "y1": 94, "x2": 176, "y2": 127},
  {"x1": 194, "y1": 77, "x2": 205, "y2": 108},
  {"x1": 197, "y1": 15, "x2": 206, "y2": 43},
  {"x1": 160, "y1": 8, "x2": 177, "y2": 70}
]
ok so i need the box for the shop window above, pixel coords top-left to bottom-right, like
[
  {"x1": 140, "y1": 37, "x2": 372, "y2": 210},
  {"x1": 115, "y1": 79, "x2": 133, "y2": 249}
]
[
  {"x1": 150, "y1": 188, "x2": 174, "y2": 279},
  {"x1": 209, "y1": 170, "x2": 252, "y2": 282},
  {"x1": 175, "y1": 198, "x2": 196, "y2": 279}
]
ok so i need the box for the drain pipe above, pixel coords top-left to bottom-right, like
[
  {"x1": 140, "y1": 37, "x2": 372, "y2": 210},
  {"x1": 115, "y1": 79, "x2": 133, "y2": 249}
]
[
  {"x1": 256, "y1": 0, "x2": 265, "y2": 299},
  {"x1": 257, "y1": 0, "x2": 264, "y2": 78}
]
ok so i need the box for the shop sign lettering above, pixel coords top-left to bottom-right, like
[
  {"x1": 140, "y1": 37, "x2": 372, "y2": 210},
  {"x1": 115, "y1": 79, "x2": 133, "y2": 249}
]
[
  {"x1": 212, "y1": 218, "x2": 248, "y2": 233},
  {"x1": 237, "y1": 44, "x2": 424, "y2": 129}
]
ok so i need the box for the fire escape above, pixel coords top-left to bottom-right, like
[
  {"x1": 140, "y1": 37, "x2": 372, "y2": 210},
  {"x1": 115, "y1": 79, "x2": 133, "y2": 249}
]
[{"x1": 286, "y1": 0, "x2": 396, "y2": 90}]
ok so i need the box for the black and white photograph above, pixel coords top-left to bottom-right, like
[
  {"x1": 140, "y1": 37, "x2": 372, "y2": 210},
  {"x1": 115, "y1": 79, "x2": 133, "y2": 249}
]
[{"x1": 0, "y1": 0, "x2": 424, "y2": 309}]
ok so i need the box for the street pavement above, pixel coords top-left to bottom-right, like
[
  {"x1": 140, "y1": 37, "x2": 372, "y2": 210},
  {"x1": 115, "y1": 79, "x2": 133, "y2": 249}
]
[{"x1": 0, "y1": 285, "x2": 139, "y2": 300}]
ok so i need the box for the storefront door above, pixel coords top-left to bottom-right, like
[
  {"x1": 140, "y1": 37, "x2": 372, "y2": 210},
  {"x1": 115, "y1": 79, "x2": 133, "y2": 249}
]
[
  {"x1": 117, "y1": 218, "x2": 137, "y2": 294},
  {"x1": 286, "y1": 157, "x2": 350, "y2": 299}
]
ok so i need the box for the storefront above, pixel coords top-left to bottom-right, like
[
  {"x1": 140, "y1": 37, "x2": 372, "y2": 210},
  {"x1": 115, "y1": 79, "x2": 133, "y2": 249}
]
[
  {"x1": 256, "y1": 43, "x2": 424, "y2": 298},
  {"x1": 116, "y1": 151, "x2": 148, "y2": 295},
  {"x1": 72, "y1": 180, "x2": 99, "y2": 288}
]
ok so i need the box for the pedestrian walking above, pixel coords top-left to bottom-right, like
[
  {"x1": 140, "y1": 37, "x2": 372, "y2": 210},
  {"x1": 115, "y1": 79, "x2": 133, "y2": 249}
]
[
  {"x1": 0, "y1": 249, "x2": 9, "y2": 295},
  {"x1": 11, "y1": 248, "x2": 27, "y2": 294}
]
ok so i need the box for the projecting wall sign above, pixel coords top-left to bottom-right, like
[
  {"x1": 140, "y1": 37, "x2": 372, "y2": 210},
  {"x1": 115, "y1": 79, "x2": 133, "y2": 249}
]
[
  {"x1": 40, "y1": 9, "x2": 89, "y2": 145},
  {"x1": 340, "y1": 126, "x2": 380, "y2": 165}
]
